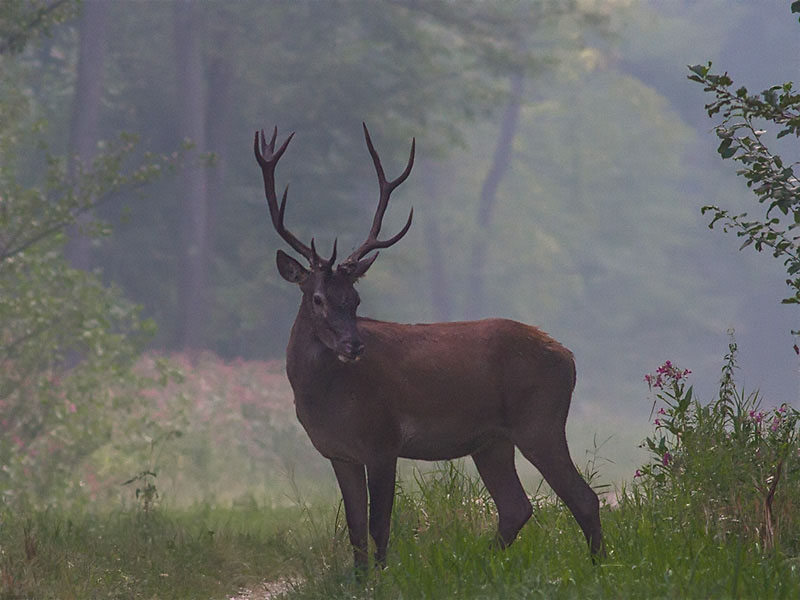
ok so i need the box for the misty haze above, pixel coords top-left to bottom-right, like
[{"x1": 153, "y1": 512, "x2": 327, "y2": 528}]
[{"x1": 2, "y1": 1, "x2": 799, "y2": 597}]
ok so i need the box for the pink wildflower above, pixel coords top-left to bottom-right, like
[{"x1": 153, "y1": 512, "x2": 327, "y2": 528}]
[
  {"x1": 634, "y1": 469, "x2": 642, "y2": 478},
  {"x1": 662, "y1": 451, "x2": 671, "y2": 466},
  {"x1": 646, "y1": 361, "x2": 691, "y2": 391}
]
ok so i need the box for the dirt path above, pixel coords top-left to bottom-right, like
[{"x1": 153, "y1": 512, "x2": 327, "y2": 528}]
[{"x1": 228, "y1": 577, "x2": 297, "y2": 600}]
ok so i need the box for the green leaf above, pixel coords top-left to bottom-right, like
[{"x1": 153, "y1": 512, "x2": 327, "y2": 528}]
[
  {"x1": 717, "y1": 138, "x2": 736, "y2": 159},
  {"x1": 688, "y1": 63, "x2": 709, "y2": 77}
]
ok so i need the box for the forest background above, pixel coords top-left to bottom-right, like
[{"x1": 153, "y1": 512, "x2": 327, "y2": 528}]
[{"x1": 2, "y1": 0, "x2": 799, "y2": 506}]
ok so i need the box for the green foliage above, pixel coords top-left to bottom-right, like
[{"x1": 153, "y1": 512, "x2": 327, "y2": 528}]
[
  {"x1": 637, "y1": 340, "x2": 800, "y2": 554},
  {"x1": 0, "y1": 19, "x2": 185, "y2": 505},
  {"x1": 0, "y1": 0, "x2": 79, "y2": 56},
  {"x1": 0, "y1": 133, "x2": 174, "y2": 506},
  {"x1": 688, "y1": 59, "x2": 800, "y2": 322}
]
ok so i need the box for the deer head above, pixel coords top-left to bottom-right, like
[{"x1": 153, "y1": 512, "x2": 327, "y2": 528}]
[{"x1": 254, "y1": 124, "x2": 415, "y2": 362}]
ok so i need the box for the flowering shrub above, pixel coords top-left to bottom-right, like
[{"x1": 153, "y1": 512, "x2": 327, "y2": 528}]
[{"x1": 636, "y1": 340, "x2": 800, "y2": 551}]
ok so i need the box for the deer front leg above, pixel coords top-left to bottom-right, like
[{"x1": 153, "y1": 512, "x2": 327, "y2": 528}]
[
  {"x1": 367, "y1": 458, "x2": 397, "y2": 567},
  {"x1": 331, "y1": 459, "x2": 368, "y2": 573}
]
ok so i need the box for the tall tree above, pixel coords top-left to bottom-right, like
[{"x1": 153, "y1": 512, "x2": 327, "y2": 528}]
[
  {"x1": 173, "y1": 1, "x2": 209, "y2": 350},
  {"x1": 66, "y1": 0, "x2": 109, "y2": 270},
  {"x1": 419, "y1": 159, "x2": 452, "y2": 321},
  {"x1": 464, "y1": 70, "x2": 525, "y2": 318}
]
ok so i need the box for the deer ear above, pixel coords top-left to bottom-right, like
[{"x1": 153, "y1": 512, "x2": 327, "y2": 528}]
[
  {"x1": 339, "y1": 252, "x2": 378, "y2": 280},
  {"x1": 276, "y1": 249, "x2": 309, "y2": 283}
]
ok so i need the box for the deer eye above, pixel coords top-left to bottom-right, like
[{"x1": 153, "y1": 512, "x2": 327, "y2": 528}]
[{"x1": 312, "y1": 293, "x2": 324, "y2": 307}]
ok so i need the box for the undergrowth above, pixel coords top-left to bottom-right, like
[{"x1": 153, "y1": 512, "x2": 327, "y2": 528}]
[{"x1": 1, "y1": 340, "x2": 798, "y2": 599}]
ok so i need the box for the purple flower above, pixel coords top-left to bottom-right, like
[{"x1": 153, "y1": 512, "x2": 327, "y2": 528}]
[
  {"x1": 654, "y1": 419, "x2": 661, "y2": 426},
  {"x1": 662, "y1": 452, "x2": 671, "y2": 466},
  {"x1": 634, "y1": 469, "x2": 642, "y2": 478},
  {"x1": 646, "y1": 361, "x2": 691, "y2": 391}
]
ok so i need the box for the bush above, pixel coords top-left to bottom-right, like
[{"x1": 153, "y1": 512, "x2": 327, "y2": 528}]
[{"x1": 635, "y1": 338, "x2": 800, "y2": 554}]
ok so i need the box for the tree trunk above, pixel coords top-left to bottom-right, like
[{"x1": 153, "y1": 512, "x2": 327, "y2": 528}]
[
  {"x1": 464, "y1": 71, "x2": 525, "y2": 319},
  {"x1": 206, "y1": 49, "x2": 233, "y2": 266},
  {"x1": 65, "y1": 0, "x2": 109, "y2": 271},
  {"x1": 173, "y1": 2, "x2": 209, "y2": 351},
  {"x1": 419, "y1": 159, "x2": 452, "y2": 321}
]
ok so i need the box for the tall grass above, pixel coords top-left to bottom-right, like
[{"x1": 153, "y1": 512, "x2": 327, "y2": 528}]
[{"x1": 282, "y1": 460, "x2": 799, "y2": 599}]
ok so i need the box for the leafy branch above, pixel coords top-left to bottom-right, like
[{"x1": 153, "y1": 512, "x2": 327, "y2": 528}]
[
  {"x1": 688, "y1": 60, "x2": 800, "y2": 332},
  {"x1": 0, "y1": 0, "x2": 78, "y2": 56},
  {"x1": 0, "y1": 134, "x2": 187, "y2": 267}
]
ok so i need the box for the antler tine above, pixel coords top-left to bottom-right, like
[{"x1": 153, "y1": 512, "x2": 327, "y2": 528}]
[
  {"x1": 345, "y1": 124, "x2": 415, "y2": 264},
  {"x1": 329, "y1": 237, "x2": 338, "y2": 265},
  {"x1": 310, "y1": 237, "x2": 338, "y2": 270},
  {"x1": 254, "y1": 127, "x2": 314, "y2": 262}
]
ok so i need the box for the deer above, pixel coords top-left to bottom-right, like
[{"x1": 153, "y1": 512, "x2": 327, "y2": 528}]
[{"x1": 254, "y1": 124, "x2": 604, "y2": 573}]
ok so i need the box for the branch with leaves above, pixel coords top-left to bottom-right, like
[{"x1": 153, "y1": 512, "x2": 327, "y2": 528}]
[
  {"x1": 688, "y1": 60, "x2": 800, "y2": 334},
  {"x1": 0, "y1": 0, "x2": 78, "y2": 55},
  {"x1": 0, "y1": 134, "x2": 187, "y2": 267}
]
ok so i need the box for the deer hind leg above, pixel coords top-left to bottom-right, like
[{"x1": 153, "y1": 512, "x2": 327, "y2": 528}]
[
  {"x1": 472, "y1": 438, "x2": 532, "y2": 548},
  {"x1": 331, "y1": 459, "x2": 368, "y2": 572},
  {"x1": 515, "y1": 430, "x2": 604, "y2": 557},
  {"x1": 367, "y1": 458, "x2": 397, "y2": 567}
]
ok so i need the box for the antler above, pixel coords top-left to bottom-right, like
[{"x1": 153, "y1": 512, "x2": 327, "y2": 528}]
[
  {"x1": 255, "y1": 127, "x2": 337, "y2": 268},
  {"x1": 342, "y1": 123, "x2": 415, "y2": 266}
]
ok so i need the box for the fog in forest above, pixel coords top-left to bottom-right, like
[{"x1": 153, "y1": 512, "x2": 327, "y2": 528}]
[{"x1": 5, "y1": 0, "x2": 799, "y2": 486}]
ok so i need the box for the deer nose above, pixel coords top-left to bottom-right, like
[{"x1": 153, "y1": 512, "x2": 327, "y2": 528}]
[{"x1": 343, "y1": 339, "x2": 365, "y2": 359}]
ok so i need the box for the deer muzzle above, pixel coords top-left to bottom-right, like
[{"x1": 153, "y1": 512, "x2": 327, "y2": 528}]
[{"x1": 337, "y1": 338, "x2": 365, "y2": 363}]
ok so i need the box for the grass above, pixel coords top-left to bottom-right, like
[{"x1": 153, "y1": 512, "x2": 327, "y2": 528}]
[
  {"x1": 3, "y1": 461, "x2": 798, "y2": 599},
  {"x1": 283, "y1": 463, "x2": 800, "y2": 599},
  {"x1": 0, "y1": 501, "x2": 304, "y2": 599}
]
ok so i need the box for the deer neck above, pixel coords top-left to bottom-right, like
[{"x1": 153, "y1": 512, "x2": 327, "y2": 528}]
[{"x1": 285, "y1": 300, "x2": 339, "y2": 398}]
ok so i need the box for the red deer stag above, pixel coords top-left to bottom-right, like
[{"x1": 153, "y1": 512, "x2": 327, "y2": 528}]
[{"x1": 254, "y1": 124, "x2": 603, "y2": 572}]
